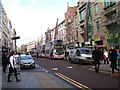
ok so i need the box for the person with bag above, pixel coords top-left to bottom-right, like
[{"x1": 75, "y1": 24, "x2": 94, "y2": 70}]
[
  {"x1": 7, "y1": 50, "x2": 20, "y2": 82},
  {"x1": 14, "y1": 52, "x2": 21, "y2": 74},
  {"x1": 109, "y1": 46, "x2": 119, "y2": 76}
]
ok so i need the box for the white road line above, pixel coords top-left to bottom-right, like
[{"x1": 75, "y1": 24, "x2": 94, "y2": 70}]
[
  {"x1": 66, "y1": 66, "x2": 72, "y2": 69},
  {"x1": 51, "y1": 68, "x2": 58, "y2": 71}
]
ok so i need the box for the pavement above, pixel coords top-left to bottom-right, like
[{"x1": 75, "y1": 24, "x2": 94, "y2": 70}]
[
  {"x1": 0, "y1": 59, "x2": 120, "y2": 89},
  {"x1": 95, "y1": 61, "x2": 120, "y2": 74},
  {"x1": 1, "y1": 68, "x2": 76, "y2": 89}
]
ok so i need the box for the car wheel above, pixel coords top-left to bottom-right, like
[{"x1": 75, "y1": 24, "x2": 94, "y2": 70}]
[{"x1": 32, "y1": 64, "x2": 35, "y2": 68}]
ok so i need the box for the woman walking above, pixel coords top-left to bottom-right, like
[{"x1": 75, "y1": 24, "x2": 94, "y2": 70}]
[
  {"x1": 109, "y1": 46, "x2": 119, "y2": 76},
  {"x1": 103, "y1": 49, "x2": 109, "y2": 64}
]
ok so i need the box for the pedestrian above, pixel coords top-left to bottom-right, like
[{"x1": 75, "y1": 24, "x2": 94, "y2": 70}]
[
  {"x1": 50, "y1": 49, "x2": 53, "y2": 59},
  {"x1": 109, "y1": 46, "x2": 119, "y2": 76},
  {"x1": 103, "y1": 49, "x2": 109, "y2": 64},
  {"x1": 117, "y1": 48, "x2": 120, "y2": 66},
  {"x1": 92, "y1": 46, "x2": 101, "y2": 72},
  {"x1": 65, "y1": 50, "x2": 68, "y2": 60},
  {"x1": 7, "y1": 50, "x2": 20, "y2": 82},
  {"x1": 36, "y1": 52, "x2": 39, "y2": 59},
  {"x1": 14, "y1": 52, "x2": 21, "y2": 74},
  {"x1": 2, "y1": 51, "x2": 9, "y2": 73},
  {"x1": 100, "y1": 49, "x2": 104, "y2": 62}
]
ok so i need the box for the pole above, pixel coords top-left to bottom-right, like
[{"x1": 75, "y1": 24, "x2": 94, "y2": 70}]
[
  {"x1": 15, "y1": 39, "x2": 17, "y2": 52},
  {"x1": 84, "y1": 2, "x2": 88, "y2": 46}
]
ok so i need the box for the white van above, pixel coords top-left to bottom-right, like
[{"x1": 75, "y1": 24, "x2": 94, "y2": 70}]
[{"x1": 69, "y1": 47, "x2": 94, "y2": 64}]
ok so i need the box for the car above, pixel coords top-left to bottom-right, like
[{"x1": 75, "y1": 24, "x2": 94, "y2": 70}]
[
  {"x1": 20, "y1": 54, "x2": 35, "y2": 68},
  {"x1": 69, "y1": 47, "x2": 94, "y2": 64}
]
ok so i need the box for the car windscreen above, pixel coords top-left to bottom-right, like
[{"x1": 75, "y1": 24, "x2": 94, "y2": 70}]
[
  {"x1": 80, "y1": 49, "x2": 92, "y2": 54},
  {"x1": 20, "y1": 55, "x2": 32, "y2": 60}
]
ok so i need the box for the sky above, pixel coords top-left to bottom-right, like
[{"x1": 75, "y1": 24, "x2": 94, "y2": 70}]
[{"x1": 2, "y1": 0, "x2": 78, "y2": 47}]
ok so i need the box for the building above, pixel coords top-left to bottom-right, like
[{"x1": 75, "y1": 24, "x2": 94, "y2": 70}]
[
  {"x1": 65, "y1": 3, "x2": 77, "y2": 48},
  {"x1": 92, "y1": 1, "x2": 105, "y2": 47},
  {"x1": 77, "y1": 2, "x2": 93, "y2": 47},
  {"x1": 0, "y1": 0, "x2": 2, "y2": 57},
  {"x1": 57, "y1": 20, "x2": 66, "y2": 44},
  {"x1": 8, "y1": 19, "x2": 13, "y2": 50},
  {"x1": 101, "y1": 1, "x2": 120, "y2": 49},
  {"x1": 73, "y1": 2, "x2": 80, "y2": 47},
  {"x1": 45, "y1": 28, "x2": 51, "y2": 43},
  {"x1": 27, "y1": 40, "x2": 36, "y2": 52},
  {"x1": 21, "y1": 44, "x2": 27, "y2": 52},
  {"x1": 2, "y1": 6, "x2": 10, "y2": 52},
  {"x1": 51, "y1": 28, "x2": 55, "y2": 42}
]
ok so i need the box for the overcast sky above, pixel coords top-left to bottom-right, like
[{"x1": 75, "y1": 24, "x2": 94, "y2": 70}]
[{"x1": 2, "y1": 0, "x2": 78, "y2": 47}]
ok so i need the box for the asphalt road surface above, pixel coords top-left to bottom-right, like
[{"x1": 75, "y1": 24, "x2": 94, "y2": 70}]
[{"x1": 31, "y1": 57, "x2": 120, "y2": 89}]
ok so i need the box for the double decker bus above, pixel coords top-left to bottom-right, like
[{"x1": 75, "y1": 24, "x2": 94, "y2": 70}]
[{"x1": 45, "y1": 40, "x2": 65, "y2": 60}]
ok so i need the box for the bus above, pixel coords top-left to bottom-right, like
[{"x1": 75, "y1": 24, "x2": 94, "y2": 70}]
[
  {"x1": 45, "y1": 40, "x2": 65, "y2": 60},
  {"x1": 37, "y1": 44, "x2": 46, "y2": 58}
]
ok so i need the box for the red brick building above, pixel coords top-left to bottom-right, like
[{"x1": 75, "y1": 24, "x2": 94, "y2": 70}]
[{"x1": 65, "y1": 4, "x2": 77, "y2": 48}]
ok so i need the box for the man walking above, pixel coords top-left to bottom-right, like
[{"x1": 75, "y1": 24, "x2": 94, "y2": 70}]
[
  {"x1": 92, "y1": 46, "x2": 101, "y2": 72},
  {"x1": 2, "y1": 52, "x2": 9, "y2": 73}
]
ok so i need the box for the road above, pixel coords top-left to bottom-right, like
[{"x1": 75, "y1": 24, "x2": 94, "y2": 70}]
[{"x1": 32, "y1": 57, "x2": 119, "y2": 89}]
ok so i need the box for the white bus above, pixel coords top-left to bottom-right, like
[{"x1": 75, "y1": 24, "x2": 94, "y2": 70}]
[{"x1": 45, "y1": 40, "x2": 65, "y2": 60}]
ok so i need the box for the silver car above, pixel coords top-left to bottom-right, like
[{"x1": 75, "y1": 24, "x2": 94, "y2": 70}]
[
  {"x1": 20, "y1": 55, "x2": 35, "y2": 68},
  {"x1": 69, "y1": 47, "x2": 94, "y2": 64}
]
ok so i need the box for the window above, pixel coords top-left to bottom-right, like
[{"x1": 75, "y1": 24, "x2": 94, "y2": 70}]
[
  {"x1": 104, "y1": 0, "x2": 116, "y2": 8},
  {"x1": 75, "y1": 17, "x2": 78, "y2": 26},
  {"x1": 94, "y1": 3, "x2": 98, "y2": 15},
  {"x1": 96, "y1": 21, "x2": 100, "y2": 32},
  {"x1": 80, "y1": 9, "x2": 85, "y2": 21}
]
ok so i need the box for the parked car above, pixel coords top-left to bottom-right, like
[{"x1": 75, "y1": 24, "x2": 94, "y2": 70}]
[
  {"x1": 69, "y1": 47, "x2": 94, "y2": 64},
  {"x1": 20, "y1": 54, "x2": 35, "y2": 68}
]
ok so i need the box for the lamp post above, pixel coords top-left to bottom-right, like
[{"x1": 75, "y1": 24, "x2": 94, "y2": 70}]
[{"x1": 11, "y1": 36, "x2": 20, "y2": 52}]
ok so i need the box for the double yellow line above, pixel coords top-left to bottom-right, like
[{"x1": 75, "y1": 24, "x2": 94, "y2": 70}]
[{"x1": 55, "y1": 73, "x2": 92, "y2": 90}]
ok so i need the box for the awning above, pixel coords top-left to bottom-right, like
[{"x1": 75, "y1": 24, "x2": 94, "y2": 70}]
[{"x1": 94, "y1": 37, "x2": 101, "y2": 41}]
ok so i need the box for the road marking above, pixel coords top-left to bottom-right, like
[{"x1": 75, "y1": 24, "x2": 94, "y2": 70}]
[
  {"x1": 91, "y1": 66, "x2": 95, "y2": 68},
  {"x1": 66, "y1": 66, "x2": 72, "y2": 69},
  {"x1": 55, "y1": 73, "x2": 92, "y2": 90},
  {"x1": 81, "y1": 66, "x2": 88, "y2": 68},
  {"x1": 88, "y1": 68, "x2": 111, "y2": 74},
  {"x1": 51, "y1": 68, "x2": 58, "y2": 71},
  {"x1": 35, "y1": 64, "x2": 48, "y2": 72}
]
